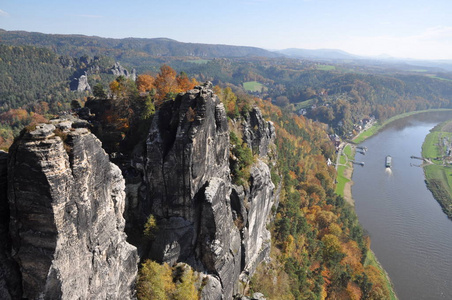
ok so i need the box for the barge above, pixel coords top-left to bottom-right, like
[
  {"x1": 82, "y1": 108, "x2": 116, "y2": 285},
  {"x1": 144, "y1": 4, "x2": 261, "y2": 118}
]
[{"x1": 385, "y1": 155, "x2": 392, "y2": 168}]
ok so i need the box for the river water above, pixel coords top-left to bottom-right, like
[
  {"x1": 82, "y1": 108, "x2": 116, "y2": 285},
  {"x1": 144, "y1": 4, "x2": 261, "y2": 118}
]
[{"x1": 352, "y1": 111, "x2": 452, "y2": 300}]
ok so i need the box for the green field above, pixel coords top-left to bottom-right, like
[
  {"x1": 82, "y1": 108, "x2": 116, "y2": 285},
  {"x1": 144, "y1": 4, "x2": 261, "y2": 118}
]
[
  {"x1": 426, "y1": 74, "x2": 452, "y2": 82},
  {"x1": 243, "y1": 81, "x2": 266, "y2": 92},
  {"x1": 316, "y1": 64, "x2": 336, "y2": 71},
  {"x1": 335, "y1": 144, "x2": 353, "y2": 197},
  {"x1": 335, "y1": 165, "x2": 349, "y2": 197},
  {"x1": 422, "y1": 121, "x2": 452, "y2": 218},
  {"x1": 294, "y1": 99, "x2": 314, "y2": 110}
]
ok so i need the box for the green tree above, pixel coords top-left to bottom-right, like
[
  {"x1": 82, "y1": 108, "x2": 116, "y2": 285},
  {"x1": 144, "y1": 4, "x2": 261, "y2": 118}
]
[{"x1": 93, "y1": 83, "x2": 107, "y2": 98}]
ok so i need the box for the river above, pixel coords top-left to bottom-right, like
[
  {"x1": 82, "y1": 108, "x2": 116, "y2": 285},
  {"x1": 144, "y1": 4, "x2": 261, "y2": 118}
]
[{"x1": 352, "y1": 111, "x2": 452, "y2": 300}]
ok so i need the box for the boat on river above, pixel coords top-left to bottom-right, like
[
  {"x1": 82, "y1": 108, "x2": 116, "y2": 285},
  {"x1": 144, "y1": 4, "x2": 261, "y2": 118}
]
[{"x1": 385, "y1": 155, "x2": 392, "y2": 168}]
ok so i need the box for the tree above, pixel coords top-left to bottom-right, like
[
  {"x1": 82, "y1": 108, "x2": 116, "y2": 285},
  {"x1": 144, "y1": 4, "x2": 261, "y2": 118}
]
[
  {"x1": 173, "y1": 264, "x2": 199, "y2": 300},
  {"x1": 93, "y1": 83, "x2": 107, "y2": 98},
  {"x1": 176, "y1": 72, "x2": 198, "y2": 92},
  {"x1": 137, "y1": 260, "x2": 174, "y2": 300},
  {"x1": 153, "y1": 65, "x2": 178, "y2": 106},
  {"x1": 322, "y1": 234, "x2": 344, "y2": 264},
  {"x1": 137, "y1": 74, "x2": 155, "y2": 93},
  {"x1": 143, "y1": 214, "x2": 158, "y2": 238}
]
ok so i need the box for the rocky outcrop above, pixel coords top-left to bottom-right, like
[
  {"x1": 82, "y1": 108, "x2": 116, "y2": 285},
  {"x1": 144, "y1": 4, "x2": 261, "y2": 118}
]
[
  {"x1": 6, "y1": 120, "x2": 138, "y2": 299},
  {"x1": 111, "y1": 62, "x2": 137, "y2": 81},
  {"x1": 76, "y1": 73, "x2": 91, "y2": 92},
  {"x1": 242, "y1": 107, "x2": 276, "y2": 157},
  {"x1": 143, "y1": 82, "x2": 278, "y2": 299}
]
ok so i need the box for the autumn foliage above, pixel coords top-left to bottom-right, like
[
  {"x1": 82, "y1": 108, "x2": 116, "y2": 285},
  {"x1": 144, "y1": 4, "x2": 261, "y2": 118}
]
[
  {"x1": 137, "y1": 260, "x2": 199, "y2": 300},
  {"x1": 133, "y1": 65, "x2": 198, "y2": 107},
  {"x1": 217, "y1": 91, "x2": 393, "y2": 299}
]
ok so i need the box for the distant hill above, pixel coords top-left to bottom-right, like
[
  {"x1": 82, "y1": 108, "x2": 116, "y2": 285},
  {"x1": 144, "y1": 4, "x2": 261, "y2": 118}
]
[
  {"x1": 0, "y1": 29, "x2": 280, "y2": 59},
  {"x1": 277, "y1": 47, "x2": 452, "y2": 72},
  {"x1": 277, "y1": 48, "x2": 361, "y2": 60}
]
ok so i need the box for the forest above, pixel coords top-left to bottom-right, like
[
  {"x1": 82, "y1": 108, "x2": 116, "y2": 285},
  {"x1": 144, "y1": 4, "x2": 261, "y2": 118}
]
[{"x1": 3, "y1": 30, "x2": 452, "y2": 144}]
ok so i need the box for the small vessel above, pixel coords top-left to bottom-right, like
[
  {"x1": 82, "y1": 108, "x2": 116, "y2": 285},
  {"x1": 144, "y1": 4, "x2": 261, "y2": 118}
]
[{"x1": 385, "y1": 155, "x2": 392, "y2": 168}]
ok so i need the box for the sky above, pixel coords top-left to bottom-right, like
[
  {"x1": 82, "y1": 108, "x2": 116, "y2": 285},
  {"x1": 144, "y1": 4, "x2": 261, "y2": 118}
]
[{"x1": 1, "y1": 0, "x2": 452, "y2": 60}]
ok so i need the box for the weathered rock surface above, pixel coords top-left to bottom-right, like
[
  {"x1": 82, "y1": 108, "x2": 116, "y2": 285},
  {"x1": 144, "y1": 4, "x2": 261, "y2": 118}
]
[
  {"x1": 7, "y1": 121, "x2": 138, "y2": 299},
  {"x1": 242, "y1": 107, "x2": 276, "y2": 157},
  {"x1": 76, "y1": 72, "x2": 91, "y2": 92},
  {"x1": 111, "y1": 62, "x2": 137, "y2": 81},
  {"x1": 0, "y1": 151, "x2": 22, "y2": 300},
  {"x1": 143, "y1": 83, "x2": 278, "y2": 299}
]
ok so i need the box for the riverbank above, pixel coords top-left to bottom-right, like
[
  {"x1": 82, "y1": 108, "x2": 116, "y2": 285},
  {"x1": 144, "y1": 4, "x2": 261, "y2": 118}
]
[
  {"x1": 335, "y1": 143, "x2": 398, "y2": 299},
  {"x1": 335, "y1": 143, "x2": 355, "y2": 206},
  {"x1": 421, "y1": 120, "x2": 452, "y2": 218},
  {"x1": 353, "y1": 109, "x2": 452, "y2": 144},
  {"x1": 364, "y1": 250, "x2": 398, "y2": 300}
]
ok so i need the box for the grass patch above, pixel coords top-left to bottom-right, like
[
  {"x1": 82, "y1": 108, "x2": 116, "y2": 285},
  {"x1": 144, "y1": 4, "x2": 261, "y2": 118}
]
[
  {"x1": 294, "y1": 99, "x2": 314, "y2": 110},
  {"x1": 426, "y1": 74, "x2": 452, "y2": 82},
  {"x1": 335, "y1": 165, "x2": 349, "y2": 197},
  {"x1": 422, "y1": 120, "x2": 452, "y2": 218},
  {"x1": 316, "y1": 64, "x2": 336, "y2": 71},
  {"x1": 364, "y1": 250, "x2": 398, "y2": 300},
  {"x1": 343, "y1": 144, "x2": 352, "y2": 157},
  {"x1": 335, "y1": 144, "x2": 354, "y2": 197},
  {"x1": 422, "y1": 131, "x2": 441, "y2": 158},
  {"x1": 243, "y1": 81, "x2": 266, "y2": 93}
]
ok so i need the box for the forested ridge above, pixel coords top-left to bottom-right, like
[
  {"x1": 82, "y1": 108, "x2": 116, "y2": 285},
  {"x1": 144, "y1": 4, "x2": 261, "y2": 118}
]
[
  {"x1": 3, "y1": 29, "x2": 452, "y2": 141},
  {"x1": 0, "y1": 44, "x2": 118, "y2": 148},
  {"x1": 0, "y1": 29, "x2": 279, "y2": 61}
]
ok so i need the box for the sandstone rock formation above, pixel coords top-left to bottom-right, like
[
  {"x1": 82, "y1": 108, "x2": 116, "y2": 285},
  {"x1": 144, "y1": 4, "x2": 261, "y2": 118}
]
[
  {"x1": 0, "y1": 151, "x2": 22, "y2": 300},
  {"x1": 111, "y1": 62, "x2": 137, "y2": 81},
  {"x1": 76, "y1": 73, "x2": 91, "y2": 92},
  {"x1": 6, "y1": 121, "x2": 138, "y2": 299},
  {"x1": 142, "y1": 82, "x2": 278, "y2": 299},
  {"x1": 0, "y1": 83, "x2": 278, "y2": 299}
]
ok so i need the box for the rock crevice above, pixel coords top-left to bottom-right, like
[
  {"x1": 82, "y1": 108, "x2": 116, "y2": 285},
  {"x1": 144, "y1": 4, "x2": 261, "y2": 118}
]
[{"x1": 143, "y1": 83, "x2": 278, "y2": 299}]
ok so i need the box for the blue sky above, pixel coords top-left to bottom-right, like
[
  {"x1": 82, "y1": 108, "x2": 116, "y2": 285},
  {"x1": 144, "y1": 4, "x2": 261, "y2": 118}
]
[{"x1": 1, "y1": 0, "x2": 452, "y2": 60}]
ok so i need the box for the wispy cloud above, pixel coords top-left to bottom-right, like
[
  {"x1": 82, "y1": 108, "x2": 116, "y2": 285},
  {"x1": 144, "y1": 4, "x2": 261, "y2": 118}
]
[{"x1": 0, "y1": 9, "x2": 9, "y2": 17}]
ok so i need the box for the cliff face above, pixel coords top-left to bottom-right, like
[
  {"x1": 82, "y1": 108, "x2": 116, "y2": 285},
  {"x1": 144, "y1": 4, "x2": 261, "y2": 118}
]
[
  {"x1": 0, "y1": 151, "x2": 22, "y2": 300},
  {"x1": 6, "y1": 121, "x2": 138, "y2": 299},
  {"x1": 0, "y1": 83, "x2": 278, "y2": 299},
  {"x1": 143, "y1": 83, "x2": 278, "y2": 299}
]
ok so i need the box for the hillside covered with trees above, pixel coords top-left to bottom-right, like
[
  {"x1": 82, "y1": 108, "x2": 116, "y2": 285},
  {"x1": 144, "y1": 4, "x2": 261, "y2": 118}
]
[
  {"x1": 3, "y1": 29, "x2": 452, "y2": 142},
  {"x1": 74, "y1": 72, "x2": 393, "y2": 298}
]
